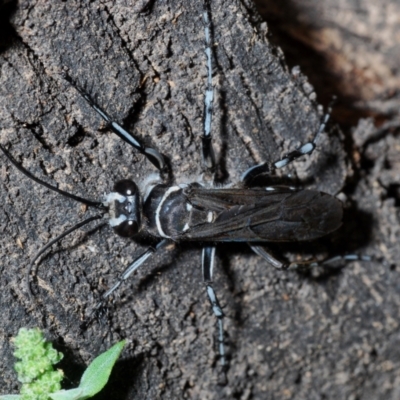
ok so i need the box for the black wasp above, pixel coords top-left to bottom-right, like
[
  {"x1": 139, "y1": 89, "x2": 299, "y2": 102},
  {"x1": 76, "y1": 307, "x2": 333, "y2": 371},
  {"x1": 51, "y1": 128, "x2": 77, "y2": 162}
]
[{"x1": 0, "y1": 0, "x2": 369, "y2": 368}]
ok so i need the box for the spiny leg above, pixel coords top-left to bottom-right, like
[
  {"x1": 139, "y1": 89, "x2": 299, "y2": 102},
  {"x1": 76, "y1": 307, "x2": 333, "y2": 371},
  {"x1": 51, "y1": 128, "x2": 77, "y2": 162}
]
[
  {"x1": 288, "y1": 253, "x2": 372, "y2": 271},
  {"x1": 202, "y1": 246, "x2": 227, "y2": 367},
  {"x1": 250, "y1": 244, "x2": 371, "y2": 270},
  {"x1": 241, "y1": 98, "x2": 336, "y2": 184},
  {"x1": 250, "y1": 245, "x2": 287, "y2": 270},
  {"x1": 200, "y1": 0, "x2": 226, "y2": 369},
  {"x1": 61, "y1": 72, "x2": 166, "y2": 172},
  {"x1": 201, "y1": 0, "x2": 216, "y2": 173},
  {"x1": 83, "y1": 239, "x2": 169, "y2": 327}
]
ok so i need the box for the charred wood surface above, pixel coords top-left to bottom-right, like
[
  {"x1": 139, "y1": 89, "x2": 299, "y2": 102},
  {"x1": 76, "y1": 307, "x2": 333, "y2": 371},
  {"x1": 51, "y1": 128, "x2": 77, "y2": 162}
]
[{"x1": 0, "y1": 1, "x2": 398, "y2": 399}]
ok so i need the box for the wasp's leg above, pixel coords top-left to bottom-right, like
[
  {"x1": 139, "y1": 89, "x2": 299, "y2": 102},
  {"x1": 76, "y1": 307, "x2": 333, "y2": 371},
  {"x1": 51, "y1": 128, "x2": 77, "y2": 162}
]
[
  {"x1": 201, "y1": 0, "x2": 216, "y2": 173},
  {"x1": 202, "y1": 245, "x2": 227, "y2": 367},
  {"x1": 249, "y1": 245, "x2": 287, "y2": 269},
  {"x1": 85, "y1": 240, "x2": 169, "y2": 325},
  {"x1": 62, "y1": 73, "x2": 166, "y2": 172},
  {"x1": 288, "y1": 254, "x2": 372, "y2": 270},
  {"x1": 250, "y1": 244, "x2": 371, "y2": 270},
  {"x1": 242, "y1": 99, "x2": 335, "y2": 184}
]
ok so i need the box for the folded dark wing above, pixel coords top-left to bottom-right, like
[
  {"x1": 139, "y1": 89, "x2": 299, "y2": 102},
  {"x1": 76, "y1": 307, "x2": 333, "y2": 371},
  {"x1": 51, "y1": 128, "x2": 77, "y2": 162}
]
[{"x1": 180, "y1": 188, "x2": 343, "y2": 242}]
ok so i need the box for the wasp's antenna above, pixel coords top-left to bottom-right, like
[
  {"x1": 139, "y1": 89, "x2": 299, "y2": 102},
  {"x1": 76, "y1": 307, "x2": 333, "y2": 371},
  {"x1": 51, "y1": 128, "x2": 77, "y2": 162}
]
[
  {"x1": 26, "y1": 214, "x2": 104, "y2": 300},
  {"x1": 0, "y1": 143, "x2": 103, "y2": 208}
]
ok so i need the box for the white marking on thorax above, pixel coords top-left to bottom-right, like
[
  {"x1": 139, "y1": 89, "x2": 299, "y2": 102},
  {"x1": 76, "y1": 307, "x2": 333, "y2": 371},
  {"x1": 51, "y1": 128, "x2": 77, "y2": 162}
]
[
  {"x1": 103, "y1": 192, "x2": 126, "y2": 206},
  {"x1": 207, "y1": 211, "x2": 214, "y2": 223},
  {"x1": 140, "y1": 173, "x2": 163, "y2": 202},
  {"x1": 109, "y1": 214, "x2": 127, "y2": 227},
  {"x1": 155, "y1": 186, "x2": 181, "y2": 239}
]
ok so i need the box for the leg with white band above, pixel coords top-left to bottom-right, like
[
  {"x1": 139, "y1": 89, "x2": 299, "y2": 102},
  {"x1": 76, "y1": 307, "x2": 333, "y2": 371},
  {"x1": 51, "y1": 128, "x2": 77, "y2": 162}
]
[
  {"x1": 202, "y1": 245, "x2": 227, "y2": 367},
  {"x1": 242, "y1": 99, "x2": 336, "y2": 184}
]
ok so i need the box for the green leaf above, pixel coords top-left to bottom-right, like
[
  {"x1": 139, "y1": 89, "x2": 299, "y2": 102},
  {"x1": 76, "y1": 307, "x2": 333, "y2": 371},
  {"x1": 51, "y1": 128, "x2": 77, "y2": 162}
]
[
  {"x1": 49, "y1": 340, "x2": 125, "y2": 400},
  {"x1": 0, "y1": 395, "x2": 22, "y2": 400},
  {"x1": 79, "y1": 340, "x2": 125, "y2": 396},
  {"x1": 49, "y1": 388, "x2": 84, "y2": 400}
]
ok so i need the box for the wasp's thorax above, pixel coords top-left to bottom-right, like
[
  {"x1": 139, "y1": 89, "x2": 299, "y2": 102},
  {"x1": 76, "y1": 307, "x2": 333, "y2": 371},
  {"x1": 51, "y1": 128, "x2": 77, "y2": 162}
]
[{"x1": 103, "y1": 179, "x2": 142, "y2": 237}]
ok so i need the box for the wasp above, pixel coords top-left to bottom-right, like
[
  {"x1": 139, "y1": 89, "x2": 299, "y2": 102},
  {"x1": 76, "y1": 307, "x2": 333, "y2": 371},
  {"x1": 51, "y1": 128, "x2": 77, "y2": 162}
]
[{"x1": 0, "y1": 0, "x2": 369, "y2": 368}]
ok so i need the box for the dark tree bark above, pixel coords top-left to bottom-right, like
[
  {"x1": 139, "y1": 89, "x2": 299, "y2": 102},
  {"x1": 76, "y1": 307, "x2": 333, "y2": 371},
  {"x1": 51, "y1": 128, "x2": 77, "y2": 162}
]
[
  {"x1": 254, "y1": 0, "x2": 400, "y2": 126},
  {"x1": 0, "y1": 0, "x2": 398, "y2": 399}
]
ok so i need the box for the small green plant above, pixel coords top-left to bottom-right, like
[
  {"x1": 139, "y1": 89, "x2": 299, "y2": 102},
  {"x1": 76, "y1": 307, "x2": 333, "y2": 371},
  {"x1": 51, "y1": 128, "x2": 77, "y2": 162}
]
[{"x1": 0, "y1": 328, "x2": 125, "y2": 400}]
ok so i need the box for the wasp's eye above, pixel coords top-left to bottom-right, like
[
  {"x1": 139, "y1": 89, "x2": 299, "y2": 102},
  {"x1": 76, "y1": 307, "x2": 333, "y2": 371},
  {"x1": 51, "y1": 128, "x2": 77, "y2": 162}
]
[
  {"x1": 114, "y1": 180, "x2": 137, "y2": 196},
  {"x1": 114, "y1": 220, "x2": 139, "y2": 238}
]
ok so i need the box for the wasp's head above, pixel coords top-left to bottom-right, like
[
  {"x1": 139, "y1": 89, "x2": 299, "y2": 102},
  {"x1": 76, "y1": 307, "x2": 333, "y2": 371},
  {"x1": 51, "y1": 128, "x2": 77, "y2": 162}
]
[{"x1": 103, "y1": 179, "x2": 142, "y2": 237}]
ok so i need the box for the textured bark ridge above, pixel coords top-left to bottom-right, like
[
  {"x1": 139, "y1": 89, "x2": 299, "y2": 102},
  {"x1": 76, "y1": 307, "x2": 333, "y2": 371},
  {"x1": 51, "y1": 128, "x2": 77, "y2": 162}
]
[
  {"x1": 0, "y1": 1, "x2": 398, "y2": 399},
  {"x1": 255, "y1": 0, "x2": 400, "y2": 127}
]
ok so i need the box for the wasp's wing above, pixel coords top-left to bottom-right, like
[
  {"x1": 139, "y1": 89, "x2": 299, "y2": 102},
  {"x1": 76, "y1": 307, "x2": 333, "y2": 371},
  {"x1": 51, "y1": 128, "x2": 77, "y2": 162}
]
[
  {"x1": 181, "y1": 188, "x2": 343, "y2": 242},
  {"x1": 183, "y1": 185, "x2": 292, "y2": 211}
]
